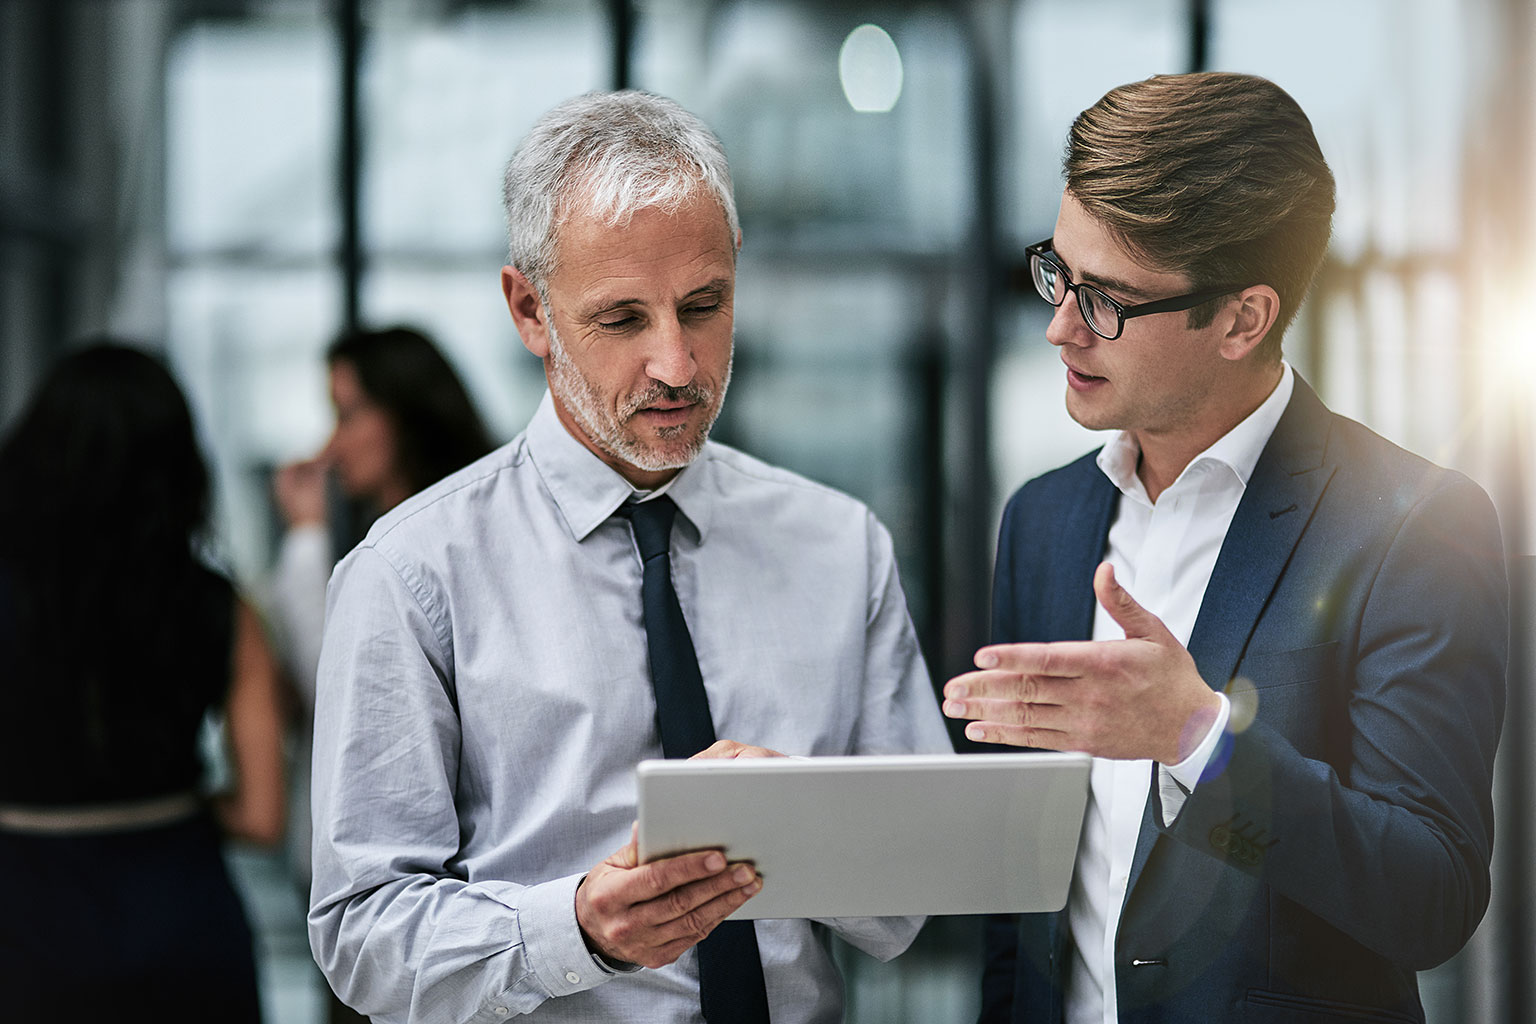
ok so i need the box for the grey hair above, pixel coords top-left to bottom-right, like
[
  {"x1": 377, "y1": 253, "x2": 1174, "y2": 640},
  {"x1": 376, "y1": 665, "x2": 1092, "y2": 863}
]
[{"x1": 501, "y1": 90, "x2": 740, "y2": 294}]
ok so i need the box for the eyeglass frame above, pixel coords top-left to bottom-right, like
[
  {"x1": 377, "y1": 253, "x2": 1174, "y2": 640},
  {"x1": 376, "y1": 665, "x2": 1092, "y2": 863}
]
[{"x1": 1024, "y1": 237, "x2": 1256, "y2": 341}]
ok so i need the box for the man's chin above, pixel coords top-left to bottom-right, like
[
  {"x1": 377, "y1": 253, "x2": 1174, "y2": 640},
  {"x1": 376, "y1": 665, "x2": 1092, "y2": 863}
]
[
  {"x1": 615, "y1": 429, "x2": 708, "y2": 473},
  {"x1": 1064, "y1": 393, "x2": 1119, "y2": 433}
]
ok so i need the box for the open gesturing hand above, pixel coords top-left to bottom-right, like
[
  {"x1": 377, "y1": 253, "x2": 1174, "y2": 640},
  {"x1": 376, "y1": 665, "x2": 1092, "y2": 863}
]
[{"x1": 942, "y1": 562, "x2": 1220, "y2": 764}]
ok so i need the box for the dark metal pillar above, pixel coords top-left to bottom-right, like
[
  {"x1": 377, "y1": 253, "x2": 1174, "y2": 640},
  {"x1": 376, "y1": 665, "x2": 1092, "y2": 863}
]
[
  {"x1": 0, "y1": 0, "x2": 73, "y2": 416},
  {"x1": 338, "y1": 0, "x2": 363, "y2": 331},
  {"x1": 949, "y1": 2, "x2": 1000, "y2": 714},
  {"x1": 1187, "y1": 0, "x2": 1211, "y2": 72},
  {"x1": 609, "y1": 0, "x2": 633, "y2": 90}
]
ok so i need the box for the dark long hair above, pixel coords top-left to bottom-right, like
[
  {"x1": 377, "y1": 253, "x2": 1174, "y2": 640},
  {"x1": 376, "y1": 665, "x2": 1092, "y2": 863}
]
[
  {"x1": 0, "y1": 342, "x2": 209, "y2": 563},
  {"x1": 326, "y1": 326, "x2": 495, "y2": 495},
  {"x1": 0, "y1": 342, "x2": 231, "y2": 802}
]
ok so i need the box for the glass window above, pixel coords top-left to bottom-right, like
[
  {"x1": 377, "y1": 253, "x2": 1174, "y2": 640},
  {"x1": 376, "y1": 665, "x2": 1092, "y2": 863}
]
[
  {"x1": 166, "y1": 12, "x2": 337, "y2": 577},
  {"x1": 359, "y1": 0, "x2": 608, "y2": 446}
]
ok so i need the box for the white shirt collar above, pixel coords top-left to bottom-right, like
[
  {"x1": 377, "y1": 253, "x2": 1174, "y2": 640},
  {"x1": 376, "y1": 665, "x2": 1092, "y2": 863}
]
[
  {"x1": 525, "y1": 390, "x2": 712, "y2": 542},
  {"x1": 1096, "y1": 361, "x2": 1294, "y2": 502}
]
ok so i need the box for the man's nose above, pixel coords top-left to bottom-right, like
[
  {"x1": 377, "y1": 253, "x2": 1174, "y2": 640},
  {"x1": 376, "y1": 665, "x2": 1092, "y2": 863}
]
[
  {"x1": 1044, "y1": 295, "x2": 1093, "y2": 348},
  {"x1": 645, "y1": 318, "x2": 697, "y2": 387}
]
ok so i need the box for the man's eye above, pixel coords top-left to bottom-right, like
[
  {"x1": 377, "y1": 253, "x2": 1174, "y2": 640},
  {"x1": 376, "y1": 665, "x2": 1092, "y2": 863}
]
[
  {"x1": 684, "y1": 303, "x2": 720, "y2": 317},
  {"x1": 597, "y1": 316, "x2": 638, "y2": 330}
]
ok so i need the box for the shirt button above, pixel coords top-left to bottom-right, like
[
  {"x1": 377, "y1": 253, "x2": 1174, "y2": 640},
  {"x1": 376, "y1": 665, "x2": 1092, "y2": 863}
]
[
  {"x1": 565, "y1": 971, "x2": 581, "y2": 984},
  {"x1": 494, "y1": 1008, "x2": 509, "y2": 1017}
]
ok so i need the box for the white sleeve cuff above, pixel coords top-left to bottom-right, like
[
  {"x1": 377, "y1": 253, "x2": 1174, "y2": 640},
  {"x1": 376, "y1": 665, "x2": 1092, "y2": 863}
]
[{"x1": 1157, "y1": 691, "x2": 1231, "y2": 826}]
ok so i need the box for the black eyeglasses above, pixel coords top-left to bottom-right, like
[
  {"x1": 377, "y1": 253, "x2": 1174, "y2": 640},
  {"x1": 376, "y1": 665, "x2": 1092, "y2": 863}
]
[{"x1": 1025, "y1": 237, "x2": 1252, "y2": 341}]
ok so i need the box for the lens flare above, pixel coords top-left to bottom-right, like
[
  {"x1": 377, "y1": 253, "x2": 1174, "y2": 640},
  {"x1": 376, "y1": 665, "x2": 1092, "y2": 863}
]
[
  {"x1": 1225, "y1": 675, "x2": 1260, "y2": 733},
  {"x1": 838, "y1": 24, "x2": 903, "y2": 113}
]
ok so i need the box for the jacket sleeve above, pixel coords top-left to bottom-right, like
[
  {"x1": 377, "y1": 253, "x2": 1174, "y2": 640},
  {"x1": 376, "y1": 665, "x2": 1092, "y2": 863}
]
[{"x1": 1165, "y1": 471, "x2": 1507, "y2": 969}]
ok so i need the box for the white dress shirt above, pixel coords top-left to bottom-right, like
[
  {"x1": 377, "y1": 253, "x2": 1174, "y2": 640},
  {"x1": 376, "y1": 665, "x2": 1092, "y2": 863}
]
[
  {"x1": 308, "y1": 392, "x2": 952, "y2": 1024},
  {"x1": 1066, "y1": 364, "x2": 1293, "y2": 1024}
]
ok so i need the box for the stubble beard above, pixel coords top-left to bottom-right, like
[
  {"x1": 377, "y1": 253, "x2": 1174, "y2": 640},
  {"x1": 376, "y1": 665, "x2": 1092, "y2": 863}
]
[{"x1": 546, "y1": 317, "x2": 731, "y2": 473}]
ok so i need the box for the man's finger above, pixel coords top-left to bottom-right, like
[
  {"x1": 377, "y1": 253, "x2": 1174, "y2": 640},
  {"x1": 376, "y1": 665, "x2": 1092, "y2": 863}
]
[
  {"x1": 643, "y1": 876, "x2": 764, "y2": 966},
  {"x1": 691, "y1": 739, "x2": 742, "y2": 759},
  {"x1": 945, "y1": 669, "x2": 1025, "y2": 703},
  {"x1": 624, "y1": 848, "x2": 731, "y2": 903},
  {"x1": 635, "y1": 862, "x2": 762, "y2": 932},
  {"x1": 692, "y1": 739, "x2": 786, "y2": 760},
  {"x1": 971, "y1": 641, "x2": 1096, "y2": 677},
  {"x1": 946, "y1": 662, "x2": 1084, "y2": 703},
  {"x1": 607, "y1": 822, "x2": 640, "y2": 870},
  {"x1": 944, "y1": 696, "x2": 1071, "y2": 731},
  {"x1": 961, "y1": 719, "x2": 1073, "y2": 750},
  {"x1": 1093, "y1": 561, "x2": 1174, "y2": 644}
]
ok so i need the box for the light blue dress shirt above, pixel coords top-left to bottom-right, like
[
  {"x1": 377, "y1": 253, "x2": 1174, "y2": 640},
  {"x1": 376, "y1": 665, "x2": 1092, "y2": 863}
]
[{"x1": 308, "y1": 392, "x2": 953, "y2": 1024}]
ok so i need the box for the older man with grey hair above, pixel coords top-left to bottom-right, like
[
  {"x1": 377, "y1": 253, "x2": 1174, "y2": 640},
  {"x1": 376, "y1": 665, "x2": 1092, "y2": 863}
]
[{"x1": 307, "y1": 91, "x2": 951, "y2": 1023}]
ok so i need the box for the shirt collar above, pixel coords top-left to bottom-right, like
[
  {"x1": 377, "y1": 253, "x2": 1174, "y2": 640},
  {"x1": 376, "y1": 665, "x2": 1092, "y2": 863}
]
[
  {"x1": 1096, "y1": 361, "x2": 1295, "y2": 501},
  {"x1": 526, "y1": 390, "x2": 715, "y2": 543}
]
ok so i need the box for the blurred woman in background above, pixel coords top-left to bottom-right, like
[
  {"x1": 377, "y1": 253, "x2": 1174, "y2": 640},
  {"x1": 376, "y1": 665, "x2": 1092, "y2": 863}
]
[
  {"x1": 0, "y1": 342, "x2": 285, "y2": 1021},
  {"x1": 265, "y1": 325, "x2": 493, "y2": 1024},
  {"x1": 266, "y1": 325, "x2": 493, "y2": 878}
]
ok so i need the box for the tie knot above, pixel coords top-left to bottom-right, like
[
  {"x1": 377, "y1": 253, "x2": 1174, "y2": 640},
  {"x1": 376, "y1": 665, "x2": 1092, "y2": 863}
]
[{"x1": 621, "y1": 495, "x2": 678, "y2": 563}]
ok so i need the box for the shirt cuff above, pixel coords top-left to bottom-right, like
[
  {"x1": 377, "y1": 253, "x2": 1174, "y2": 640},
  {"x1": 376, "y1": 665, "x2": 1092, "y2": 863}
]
[
  {"x1": 1157, "y1": 691, "x2": 1231, "y2": 826},
  {"x1": 514, "y1": 873, "x2": 629, "y2": 999}
]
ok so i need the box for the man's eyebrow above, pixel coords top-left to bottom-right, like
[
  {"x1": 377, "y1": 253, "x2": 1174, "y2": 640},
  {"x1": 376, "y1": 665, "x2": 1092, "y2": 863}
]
[
  {"x1": 580, "y1": 297, "x2": 639, "y2": 315},
  {"x1": 1082, "y1": 271, "x2": 1154, "y2": 301},
  {"x1": 682, "y1": 278, "x2": 733, "y2": 299},
  {"x1": 1052, "y1": 246, "x2": 1155, "y2": 301}
]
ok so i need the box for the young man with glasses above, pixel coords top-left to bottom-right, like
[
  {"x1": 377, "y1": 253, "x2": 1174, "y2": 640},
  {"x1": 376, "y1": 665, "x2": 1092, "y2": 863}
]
[{"x1": 942, "y1": 72, "x2": 1506, "y2": 1023}]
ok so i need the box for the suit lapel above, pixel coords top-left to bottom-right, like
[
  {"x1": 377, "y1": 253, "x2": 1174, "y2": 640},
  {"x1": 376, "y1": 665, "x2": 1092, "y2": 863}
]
[
  {"x1": 1126, "y1": 376, "x2": 1336, "y2": 893},
  {"x1": 1185, "y1": 375, "x2": 1336, "y2": 690}
]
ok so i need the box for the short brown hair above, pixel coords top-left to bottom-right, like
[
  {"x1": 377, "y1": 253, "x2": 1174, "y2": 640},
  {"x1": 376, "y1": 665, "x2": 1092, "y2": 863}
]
[{"x1": 1065, "y1": 72, "x2": 1335, "y2": 360}]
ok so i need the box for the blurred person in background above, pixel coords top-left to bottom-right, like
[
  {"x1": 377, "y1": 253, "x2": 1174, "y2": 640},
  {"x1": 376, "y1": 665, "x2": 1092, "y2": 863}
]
[
  {"x1": 264, "y1": 325, "x2": 493, "y2": 1023},
  {"x1": 0, "y1": 342, "x2": 286, "y2": 1022},
  {"x1": 266, "y1": 325, "x2": 495, "y2": 882}
]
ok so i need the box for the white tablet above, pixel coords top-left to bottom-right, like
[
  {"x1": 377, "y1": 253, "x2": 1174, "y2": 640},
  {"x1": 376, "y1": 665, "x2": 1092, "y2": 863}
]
[{"x1": 636, "y1": 752, "x2": 1090, "y2": 921}]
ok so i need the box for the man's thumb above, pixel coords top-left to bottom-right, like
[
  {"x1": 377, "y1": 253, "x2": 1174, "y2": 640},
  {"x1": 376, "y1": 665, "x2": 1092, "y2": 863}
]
[
  {"x1": 1093, "y1": 561, "x2": 1168, "y2": 642},
  {"x1": 615, "y1": 821, "x2": 640, "y2": 868}
]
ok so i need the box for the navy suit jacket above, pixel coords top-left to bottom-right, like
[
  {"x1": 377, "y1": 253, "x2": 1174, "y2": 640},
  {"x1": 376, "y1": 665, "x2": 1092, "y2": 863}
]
[{"x1": 979, "y1": 377, "x2": 1507, "y2": 1023}]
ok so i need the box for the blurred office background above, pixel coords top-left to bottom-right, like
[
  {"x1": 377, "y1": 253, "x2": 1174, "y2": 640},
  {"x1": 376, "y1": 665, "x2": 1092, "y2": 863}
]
[{"x1": 2, "y1": 0, "x2": 1533, "y2": 1020}]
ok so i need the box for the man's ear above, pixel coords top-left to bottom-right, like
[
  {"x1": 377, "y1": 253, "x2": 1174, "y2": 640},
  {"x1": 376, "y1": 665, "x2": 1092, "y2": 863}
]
[
  {"x1": 1218, "y1": 284, "x2": 1281, "y2": 362},
  {"x1": 501, "y1": 266, "x2": 551, "y2": 359}
]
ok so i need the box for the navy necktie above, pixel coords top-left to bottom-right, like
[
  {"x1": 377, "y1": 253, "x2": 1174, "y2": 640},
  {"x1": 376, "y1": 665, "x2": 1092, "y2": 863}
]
[{"x1": 620, "y1": 496, "x2": 771, "y2": 1023}]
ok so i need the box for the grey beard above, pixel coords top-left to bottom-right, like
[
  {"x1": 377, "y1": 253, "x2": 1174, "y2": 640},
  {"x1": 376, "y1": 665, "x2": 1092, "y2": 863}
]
[{"x1": 545, "y1": 317, "x2": 730, "y2": 472}]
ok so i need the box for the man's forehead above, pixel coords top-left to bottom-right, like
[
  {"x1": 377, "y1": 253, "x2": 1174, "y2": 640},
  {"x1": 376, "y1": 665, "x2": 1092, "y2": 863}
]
[
  {"x1": 554, "y1": 198, "x2": 731, "y2": 256},
  {"x1": 545, "y1": 204, "x2": 736, "y2": 314},
  {"x1": 1053, "y1": 193, "x2": 1188, "y2": 294}
]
